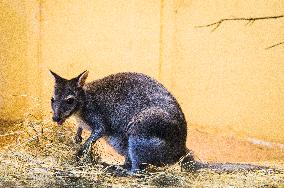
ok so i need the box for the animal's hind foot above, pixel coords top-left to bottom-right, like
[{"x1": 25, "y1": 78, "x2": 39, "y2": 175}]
[{"x1": 103, "y1": 165, "x2": 129, "y2": 177}]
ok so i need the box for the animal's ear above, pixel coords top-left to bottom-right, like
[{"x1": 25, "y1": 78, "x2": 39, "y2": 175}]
[
  {"x1": 49, "y1": 70, "x2": 64, "y2": 82},
  {"x1": 76, "y1": 70, "x2": 89, "y2": 87}
]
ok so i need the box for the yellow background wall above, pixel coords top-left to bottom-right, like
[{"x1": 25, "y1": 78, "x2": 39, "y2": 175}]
[
  {"x1": 0, "y1": 1, "x2": 41, "y2": 120},
  {"x1": 0, "y1": 0, "x2": 283, "y2": 143}
]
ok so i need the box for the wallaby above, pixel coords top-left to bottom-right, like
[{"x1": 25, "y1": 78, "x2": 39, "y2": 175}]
[{"x1": 50, "y1": 71, "x2": 263, "y2": 173}]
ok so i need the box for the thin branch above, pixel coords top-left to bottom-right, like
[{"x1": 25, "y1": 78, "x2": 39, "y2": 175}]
[
  {"x1": 265, "y1": 41, "x2": 284, "y2": 50},
  {"x1": 196, "y1": 14, "x2": 284, "y2": 31}
]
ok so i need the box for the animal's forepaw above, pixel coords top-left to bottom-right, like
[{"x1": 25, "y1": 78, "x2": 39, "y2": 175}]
[
  {"x1": 76, "y1": 143, "x2": 91, "y2": 160},
  {"x1": 74, "y1": 135, "x2": 82, "y2": 144}
]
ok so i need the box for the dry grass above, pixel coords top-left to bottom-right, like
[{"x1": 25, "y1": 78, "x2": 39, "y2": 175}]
[{"x1": 0, "y1": 119, "x2": 283, "y2": 188}]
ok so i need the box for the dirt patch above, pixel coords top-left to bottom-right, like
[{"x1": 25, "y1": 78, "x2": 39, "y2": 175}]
[{"x1": 187, "y1": 125, "x2": 284, "y2": 167}]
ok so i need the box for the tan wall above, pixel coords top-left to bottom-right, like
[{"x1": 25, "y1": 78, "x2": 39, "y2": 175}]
[
  {"x1": 0, "y1": 0, "x2": 283, "y2": 143},
  {"x1": 40, "y1": 0, "x2": 161, "y2": 114},
  {"x1": 171, "y1": 0, "x2": 284, "y2": 143},
  {"x1": 0, "y1": 1, "x2": 41, "y2": 120}
]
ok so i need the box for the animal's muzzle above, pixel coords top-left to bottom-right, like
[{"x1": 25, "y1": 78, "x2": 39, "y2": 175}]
[{"x1": 52, "y1": 115, "x2": 65, "y2": 125}]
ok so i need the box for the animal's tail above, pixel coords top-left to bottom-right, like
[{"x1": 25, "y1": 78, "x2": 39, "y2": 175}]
[{"x1": 180, "y1": 151, "x2": 264, "y2": 172}]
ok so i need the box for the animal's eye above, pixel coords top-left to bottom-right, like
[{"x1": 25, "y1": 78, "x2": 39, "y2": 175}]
[
  {"x1": 51, "y1": 97, "x2": 55, "y2": 103},
  {"x1": 66, "y1": 97, "x2": 75, "y2": 104}
]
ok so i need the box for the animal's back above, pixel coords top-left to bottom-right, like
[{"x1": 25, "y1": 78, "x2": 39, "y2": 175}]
[{"x1": 84, "y1": 72, "x2": 187, "y2": 144}]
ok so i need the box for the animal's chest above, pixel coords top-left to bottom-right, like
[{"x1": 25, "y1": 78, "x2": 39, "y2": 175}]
[{"x1": 75, "y1": 116, "x2": 92, "y2": 131}]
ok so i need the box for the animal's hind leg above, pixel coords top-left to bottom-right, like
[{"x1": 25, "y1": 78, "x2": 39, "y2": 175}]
[
  {"x1": 127, "y1": 107, "x2": 187, "y2": 172},
  {"x1": 128, "y1": 136, "x2": 168, "y2": 172}
]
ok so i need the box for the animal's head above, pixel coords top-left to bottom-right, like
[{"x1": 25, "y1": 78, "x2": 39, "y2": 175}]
[{"x1": 50, "y1": 70, "x2": 89, "y2": 126}]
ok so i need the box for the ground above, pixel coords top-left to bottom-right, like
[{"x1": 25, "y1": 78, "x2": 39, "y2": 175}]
[{"x1": 0, "y1": 119, "x2": 283, "y2": 187}]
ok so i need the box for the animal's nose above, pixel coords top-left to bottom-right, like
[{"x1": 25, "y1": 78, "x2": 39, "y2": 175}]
[{"x1": 52, "y1": 115, "x2": 61, "y2": 122}]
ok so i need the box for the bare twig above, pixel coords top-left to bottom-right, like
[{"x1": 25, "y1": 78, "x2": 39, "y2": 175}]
[
  {"x1": 265, "y1": 41, "x2": 284, "y2": 50},
  {"x1": 196, "y1": 14, "x2": 284, "y2": 31}
]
